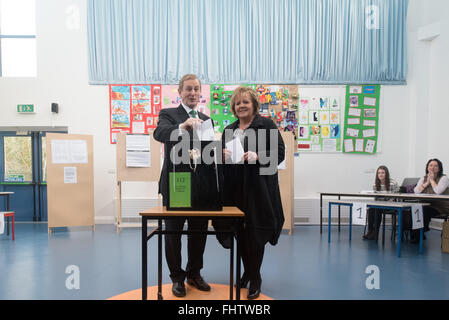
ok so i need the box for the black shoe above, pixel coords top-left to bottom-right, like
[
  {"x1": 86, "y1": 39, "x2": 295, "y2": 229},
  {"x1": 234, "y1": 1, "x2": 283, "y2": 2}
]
[
  {"x1": 172, "y1": 281, "x2": 186, "y2": 297},
  {"x1": 235, "y1": 274, "x2": 249, "y2": 288},
  {"x1": 187, "y1": 275, "x2": 211, "y2": 291},
  {"x1": 363, "y1": 230, "x2": 376, "y2": 240},
  {"x1": 247, "y1": 280, "x2": 261, "y2": 300}
]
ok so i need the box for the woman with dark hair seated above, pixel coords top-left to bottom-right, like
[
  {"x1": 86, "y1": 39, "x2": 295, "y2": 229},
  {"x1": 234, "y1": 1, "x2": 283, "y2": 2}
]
[
  {"x1": 412, "y1": 158, "x2": 449, "y2": 243},
  {"x1": 363, "y1": 165, "x2": 399, "y2": 240}
]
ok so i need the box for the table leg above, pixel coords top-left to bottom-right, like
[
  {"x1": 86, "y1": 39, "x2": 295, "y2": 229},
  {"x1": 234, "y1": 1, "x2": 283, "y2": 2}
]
[
  {"x1": 419, "y1": 228, "x2": 423, "y2": 254},
  {"x1": 230, "y1": 229, "x2": 234, "y2": 300},
  {"x1": 236, "y1": 224, "x2": 241, "y2": 301},
  {"x1": 328, "y1": 203, "x2": 332, "y2": 243},
  {"x1": 158, "y1": 219, "x2": 163, "y2": 300},
  {"x1": 382, "y1": 213, "x2": 386, "y2": 246},
  {"x1": 338, "y1": 196, "x2": 341, "y2": 232},
  {"x1": 142, "y1": 216, "x2": 147, "y2": 301},
  {"x1": 397, "y1": 208, "x2": 402, "y2": 257},
  {"x1": 320, "y1": 194, "x2": 323, "y2": 234},
  {"x1": 349, "y1": 205, "x2": 352, "y2": 241}
]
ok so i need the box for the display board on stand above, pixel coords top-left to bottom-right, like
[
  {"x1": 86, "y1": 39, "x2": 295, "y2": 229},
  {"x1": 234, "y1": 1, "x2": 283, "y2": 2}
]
[
  {"x1": 115, "y1": 131, "x2": 162, "y2": 232},
  {"x1": 46, "y1": 133, "x2": 94, "y2": 233}
]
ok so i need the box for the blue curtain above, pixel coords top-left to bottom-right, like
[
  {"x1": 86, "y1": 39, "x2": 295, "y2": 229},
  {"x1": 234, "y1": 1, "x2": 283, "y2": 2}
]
[{"x1": 87, "y1": 0, "x2": 408, "y2": 85}]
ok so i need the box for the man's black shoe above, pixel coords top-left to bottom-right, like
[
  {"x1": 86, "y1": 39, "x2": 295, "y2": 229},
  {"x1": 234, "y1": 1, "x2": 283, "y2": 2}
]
[
  {"x1": 172, "y1": 281, "x2": 186, "y2": 297},
  {"x1": 187, "y1": 276, "x2": 211, "y2": 291}
]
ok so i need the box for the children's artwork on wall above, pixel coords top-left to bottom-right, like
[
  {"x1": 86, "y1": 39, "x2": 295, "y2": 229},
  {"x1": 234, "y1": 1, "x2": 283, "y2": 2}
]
[
  {"x1": 254, "y1": 85, "x2": 299, "y2": 144},
  {"x1": 209, "y1": 84, "x2": 249, "y2": 133},
  {"x1": 109, "y1": 84, "x2": 161, "y2": 144},
  {"x1": 161, "y1": 85, "x2": 210, "y2": 116},
  {"x1": 343, "y1": 84, "x2": 380, "y2": 154},
  {"x1": 297, "y1": 92, "x2": 342, "y2": 153}
]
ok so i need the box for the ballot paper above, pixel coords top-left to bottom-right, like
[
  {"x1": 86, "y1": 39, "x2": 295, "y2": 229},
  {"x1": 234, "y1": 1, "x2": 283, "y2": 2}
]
[
  {"x1": 195, "y1": 119, "x2": 215, "y2": 141},
  {"x1": 225, "y1": 138, "x2": 245, "y2": 164}
]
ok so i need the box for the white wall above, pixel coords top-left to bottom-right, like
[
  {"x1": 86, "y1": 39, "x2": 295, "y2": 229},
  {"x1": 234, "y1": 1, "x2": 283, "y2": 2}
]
[{"x1": 0, "y1": 0, "x2": 447, "y2": 224}]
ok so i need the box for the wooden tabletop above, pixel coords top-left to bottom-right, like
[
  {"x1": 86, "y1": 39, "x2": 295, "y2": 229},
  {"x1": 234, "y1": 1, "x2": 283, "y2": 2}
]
[
  {"x1": 140, "y1": 206, "x2": 245, "y2": 217},
  {"x1": 321, "y1": 192, "x2": 449, "y2": 200},
  {"x1": 329, "y1": 199, "x2": 430, "y2": 207}
]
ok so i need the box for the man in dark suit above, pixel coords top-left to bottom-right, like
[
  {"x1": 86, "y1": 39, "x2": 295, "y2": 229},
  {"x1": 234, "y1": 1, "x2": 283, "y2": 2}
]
[{"x1": 153, "y1": 74, "x2": 211, "y2": 297}]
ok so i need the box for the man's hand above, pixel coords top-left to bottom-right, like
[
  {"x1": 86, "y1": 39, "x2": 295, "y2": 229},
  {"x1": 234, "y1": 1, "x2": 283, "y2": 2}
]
[
  {"x1": 180, "y1": 118, "x2": 203, "y2": 131},
  {"x1": 243, "y1": 151, "x2": 258, "y2": 162}
]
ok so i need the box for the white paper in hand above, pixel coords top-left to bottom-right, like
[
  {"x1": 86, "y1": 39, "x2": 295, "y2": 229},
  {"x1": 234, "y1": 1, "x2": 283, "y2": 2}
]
[
  {"x1": 225, "y1": 138, "x2": 245, "y2": 164},
  {"x1": 198, "y1": 119, "x2": 215, "y2": 141}
]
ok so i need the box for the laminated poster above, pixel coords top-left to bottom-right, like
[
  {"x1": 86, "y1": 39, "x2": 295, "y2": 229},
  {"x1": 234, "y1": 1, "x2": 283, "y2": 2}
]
[
  {"x1": 343, "y1": 85, "x2": 380, "y2": 154},
  {"x1": 297, "y1": 95, "x2": 342, "y2": 152}
]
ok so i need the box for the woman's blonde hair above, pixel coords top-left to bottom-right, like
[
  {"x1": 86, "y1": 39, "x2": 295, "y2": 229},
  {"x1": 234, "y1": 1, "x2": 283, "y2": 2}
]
[{"x1": 230, "y1": 86, "x2": 260, "y2": 116}]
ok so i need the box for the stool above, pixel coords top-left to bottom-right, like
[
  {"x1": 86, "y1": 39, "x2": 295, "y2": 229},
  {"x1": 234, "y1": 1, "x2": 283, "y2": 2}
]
[{"x1": 1, "y1": 211, "x2": 15, "y2": 240}]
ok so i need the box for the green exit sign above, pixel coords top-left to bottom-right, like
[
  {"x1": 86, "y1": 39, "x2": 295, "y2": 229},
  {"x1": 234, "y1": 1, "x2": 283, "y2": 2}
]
[{"x1": 17, "y1": 104, "x2": 35, "y2": 113}]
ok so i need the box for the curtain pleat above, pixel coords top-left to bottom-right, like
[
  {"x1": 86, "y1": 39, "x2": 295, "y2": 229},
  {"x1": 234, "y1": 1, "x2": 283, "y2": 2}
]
[{"x1": 87, "y1": 0, "x2": 408, "y2": 84}]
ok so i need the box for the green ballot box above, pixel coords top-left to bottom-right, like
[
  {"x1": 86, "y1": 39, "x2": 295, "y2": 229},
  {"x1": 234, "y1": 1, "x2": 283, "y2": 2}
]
[{"x1": 166, "y1": 141, "x2": 222, "y2": 211}]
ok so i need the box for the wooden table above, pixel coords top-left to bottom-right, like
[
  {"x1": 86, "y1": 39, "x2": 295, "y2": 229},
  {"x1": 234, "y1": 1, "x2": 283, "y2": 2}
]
[
  {"x1": 140, "y1": 206, "x2": 245, "y2": 300},
  {"x1": 320, "y1": 192, "x2": 449, "y2": 233},
  {"x1": 328, "y1": 200, "x2": 429, "y2": 257}
]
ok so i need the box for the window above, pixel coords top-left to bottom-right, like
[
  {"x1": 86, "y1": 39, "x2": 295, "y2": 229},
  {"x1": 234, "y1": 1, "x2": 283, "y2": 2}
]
[
  {"x1": 4, "y1": 136, "x2": 33, "y2": 182},
  {"x1": 0, "y1": 0, "x2": 36, "y2": 77}
]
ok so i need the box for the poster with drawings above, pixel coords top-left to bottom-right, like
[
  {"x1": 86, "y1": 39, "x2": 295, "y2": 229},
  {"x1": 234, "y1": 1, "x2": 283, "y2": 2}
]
[
  {"x1": 343, "y1": 85, "x2": 380, "y2": 154},
  {"x1": 297, "y1": 87, "x2": 343, "y2": 152},
  {"x1": 109, "y1": 84, "x2": 162, "y2": 144}
]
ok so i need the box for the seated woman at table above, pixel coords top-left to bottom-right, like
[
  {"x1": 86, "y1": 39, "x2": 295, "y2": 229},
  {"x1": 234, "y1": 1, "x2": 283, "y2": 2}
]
[
  {"x1": 412, "y1": 158, "x2": 449, "y2": 242},
  {"x1": 363, "y1": 165, "x2": 399, "y2": 240}
]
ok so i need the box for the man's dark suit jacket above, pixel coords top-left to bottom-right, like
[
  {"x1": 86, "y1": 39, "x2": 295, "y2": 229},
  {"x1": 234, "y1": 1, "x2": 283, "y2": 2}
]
[{"x1": 153, "y1": 104, "x2": 210, "y2": 204}]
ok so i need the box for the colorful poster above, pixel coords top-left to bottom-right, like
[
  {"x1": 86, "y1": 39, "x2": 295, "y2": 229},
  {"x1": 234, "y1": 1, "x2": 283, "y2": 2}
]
[
  {"x1": 209, "y1": 84, "x2": 255, "y2": 133},
  {"x1": 161, "y1": 85, "x2": 211, "y2": 116},
  {"x1": 109, "y1": 84, "x2": 161, "y2": 144},
  {"x1": 297, "y1": 95, "x2": 342, "y2": 152},
  {"x1": 343, "y1": 85, "x2": 380, "y2": 154},
  {"x1": 254, "y1": 85, "x2": 299, "y2": 145}
]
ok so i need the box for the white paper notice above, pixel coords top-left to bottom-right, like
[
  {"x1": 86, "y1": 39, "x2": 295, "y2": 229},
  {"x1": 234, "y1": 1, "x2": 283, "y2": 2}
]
[
  {"x1": 195, "y1": 119, "x2": 215, "y2": 141},
  {"x1": 51, "y1": 140, "x2": 88, "y2": 164},
  {"x1": 347, "y1": 118, "x2": 360, "y2": 125},
  {"x1": 69, "y1": 140, "x2": 88, "y2": 163},
  {"x1": 126, "y1": 134, "x2": 151, "y2": 167},
  {"x1": 365, "y1": 140, "x2": 376, "y2": 153},
  {"x1": 355, "y1": 139, "x2": 364, "y2": 152},
  {"x1": 226, "y1": 138, "x2": 245, "y2": 164},
  {"x1": 322, "y1": 139, "x2": 337, "y2": 152},
  {"x1": 349, "y1": 86, "x2": 363, "y2": 94},
  {"x1": 126, "y1": 134, "x2": 150, "y2": 151},
  {"x1": 346, "y1": 128, "x2": 359, "y2": 138},
  {"x1": 51, "y1": 140, "x2": 70, "y2": 163},
  {"x1": 348, "y1": 108, "x2": 361, "y2": 117},
  {"x1": 363, "y1": 129, "x2": 376, "y2": 138},
  {"x1": 363, "y1": 120, "x2": 376, "y2": 127},
  {"x1": 64, "y1": 167, "x2": 77, "y2": 184},
  {"x1": 411, "y1": 204, "x2": 424, "y2": 230},
  {"x1": 132, "y1": 121, "x2": 145, "y2": 134},
  {"x1": 344, "y1": 139, "x2": 354, "y2": 152},
  {"x1": 364, "y1": 97, "x2": 377, "y2": 106},
  {"x1": 0, "y1": 212, "x2": 4, "y2": 235},
  {"x1": 352, "y1": 202, "x2": 367, "y2": 225}
]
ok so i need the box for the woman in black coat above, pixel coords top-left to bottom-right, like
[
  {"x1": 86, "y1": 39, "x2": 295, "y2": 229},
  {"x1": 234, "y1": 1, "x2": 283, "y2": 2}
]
[{"x1": 220, "y1": 86, "x2": 285, "y2": 299}]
